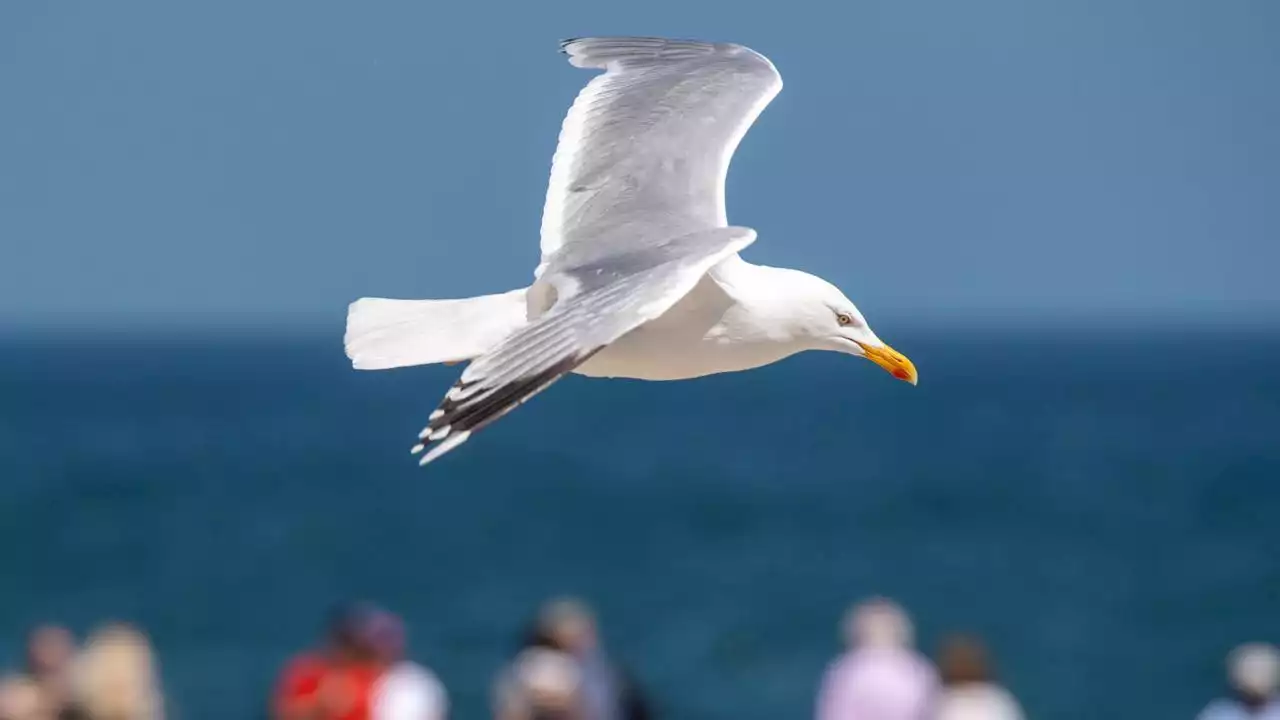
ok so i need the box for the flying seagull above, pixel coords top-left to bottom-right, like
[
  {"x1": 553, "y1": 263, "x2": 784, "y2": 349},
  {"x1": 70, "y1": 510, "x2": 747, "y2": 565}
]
[{"x1": 344, "y1": 36, "x2": 918, "y2": 466}]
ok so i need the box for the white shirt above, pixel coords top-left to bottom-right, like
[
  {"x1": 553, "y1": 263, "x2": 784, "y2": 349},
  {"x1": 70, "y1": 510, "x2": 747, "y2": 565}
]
[
  {"x1": 934, "y1": 683, "x2": 1025, "y2": 720},
  {"x1": 816, "y1": 647, "x2": 938, "y2": 720},
  {"x1": 372, "y1": 662, "x2": 448, "y2": 720}
]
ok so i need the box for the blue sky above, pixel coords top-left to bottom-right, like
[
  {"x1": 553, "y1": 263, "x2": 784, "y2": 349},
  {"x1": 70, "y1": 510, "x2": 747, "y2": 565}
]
[{"x1": 1, "y1": 1, "x2": 1276, "y2": 328}]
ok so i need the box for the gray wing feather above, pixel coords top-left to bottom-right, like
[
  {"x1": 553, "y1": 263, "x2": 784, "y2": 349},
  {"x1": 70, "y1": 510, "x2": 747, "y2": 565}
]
[
  {"x1": 414, "y1": 226, "x2": 758, "y2": 466},
  {"x1": 538, "y1": 37, "x2": 782, "y2": 273}
]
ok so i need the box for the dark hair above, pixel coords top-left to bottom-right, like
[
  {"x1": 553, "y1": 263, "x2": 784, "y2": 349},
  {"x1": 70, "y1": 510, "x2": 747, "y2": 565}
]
[
  {"x1": 519, "y1": 619, "x2": 568, "y2": 653},
  {"x1": 938, "y1": 634, "x2": 993, "y2": 685},
  {"x1": 326, "y1": 601, "x2": 379, "y2": 653}
]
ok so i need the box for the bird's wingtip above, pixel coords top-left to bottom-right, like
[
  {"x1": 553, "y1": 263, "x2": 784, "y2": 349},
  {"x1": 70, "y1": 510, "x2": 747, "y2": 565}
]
[{"x1": 417, "y1": 431, "x2": 471, "y2": 467}]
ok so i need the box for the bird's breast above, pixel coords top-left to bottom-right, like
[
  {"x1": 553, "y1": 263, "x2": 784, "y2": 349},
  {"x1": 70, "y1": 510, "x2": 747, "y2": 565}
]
[{"x1": 573, "y1": 280, "x2": 801, "y2": 381}]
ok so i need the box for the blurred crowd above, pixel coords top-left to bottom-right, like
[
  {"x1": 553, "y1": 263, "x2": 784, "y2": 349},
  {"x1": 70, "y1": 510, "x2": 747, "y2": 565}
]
[
  {"x1": 273, "y1": 597, "x2": 649, "y2": 720},
  {"x1": 273, "y1": 602, "x2": 448, "y2": 720},
  {"x1": 2, "y1": 597, "x2": 1276, "y2": 720},
  {"x1": 0, "y1": 623, "x2": 161, "y2": 720},
  {"x1": 816, "y1": 597, "x2": 1280, "y2": 720}
]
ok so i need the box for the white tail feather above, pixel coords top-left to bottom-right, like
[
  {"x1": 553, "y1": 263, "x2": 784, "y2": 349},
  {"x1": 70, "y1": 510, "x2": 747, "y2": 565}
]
[{"x1": 344, "y1": 289, "x2": 528, "y2": 371}]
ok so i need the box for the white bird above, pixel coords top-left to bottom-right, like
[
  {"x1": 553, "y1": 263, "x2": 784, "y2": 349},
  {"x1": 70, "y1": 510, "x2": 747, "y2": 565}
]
[{"x1": 344, "y1": 36, "x2": 918, "y2": 466}]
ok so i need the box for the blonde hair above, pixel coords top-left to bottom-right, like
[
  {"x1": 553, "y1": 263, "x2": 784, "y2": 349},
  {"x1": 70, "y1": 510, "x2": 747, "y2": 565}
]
[{"x1": 71, "y1": 623, "x2": 163, "y2": 720}]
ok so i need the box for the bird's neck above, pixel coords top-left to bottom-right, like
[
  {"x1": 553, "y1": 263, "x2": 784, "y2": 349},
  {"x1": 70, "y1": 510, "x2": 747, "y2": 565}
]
[{"x1": 711, "y1": 260, "x2": 813, "y2": 350}]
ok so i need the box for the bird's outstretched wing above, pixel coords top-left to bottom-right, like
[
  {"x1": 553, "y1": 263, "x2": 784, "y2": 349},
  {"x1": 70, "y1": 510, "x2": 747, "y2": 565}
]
[
  {"x1": 414, "y1": 227, "x2": 757, "y2": 466},
  {"x1": 537, "y1": 37, "x2": 783, "y2": 276}
]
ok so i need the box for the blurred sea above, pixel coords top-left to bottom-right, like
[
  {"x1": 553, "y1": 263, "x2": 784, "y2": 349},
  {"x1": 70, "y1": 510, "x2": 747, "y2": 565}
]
[{"x1": 0, "y1": 326, "x2": 1277, "y2": 719}]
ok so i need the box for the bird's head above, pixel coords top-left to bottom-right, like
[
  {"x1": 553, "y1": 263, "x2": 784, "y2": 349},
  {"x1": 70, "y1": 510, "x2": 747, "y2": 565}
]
[{"x1": 780, "y1": 270, "x2": 918, "y2": 385}]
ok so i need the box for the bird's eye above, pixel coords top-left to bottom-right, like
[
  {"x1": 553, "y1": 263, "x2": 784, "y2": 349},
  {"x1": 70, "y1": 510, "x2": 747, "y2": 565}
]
[{"x1": 837, "y1": 313, "x2": 853, "y2": 326}]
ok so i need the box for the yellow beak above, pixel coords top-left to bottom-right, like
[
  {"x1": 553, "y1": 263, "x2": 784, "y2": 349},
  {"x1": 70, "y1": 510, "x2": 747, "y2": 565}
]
[{"x1": 857, "y1": 342, "x2": 918, "y2": 385}]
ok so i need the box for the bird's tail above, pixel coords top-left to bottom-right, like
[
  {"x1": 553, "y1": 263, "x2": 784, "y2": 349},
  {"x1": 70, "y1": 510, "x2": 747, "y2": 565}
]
[{"x1": 343, "y1": 289, "x2": 529, "y2": 370}]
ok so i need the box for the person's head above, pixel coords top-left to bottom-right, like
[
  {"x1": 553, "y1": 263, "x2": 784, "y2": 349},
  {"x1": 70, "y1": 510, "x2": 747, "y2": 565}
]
[
  {"x1": 536, "y1": 598, "x2": 598, "y2": 656},
  {"x1": 1227, "y1": 642, "x2": 1279, "y2": 708},
  {"x1": 363, "y1": 609, "x2": 407, "y2": 666},
  {"x1": 70, "y1": 622, "x2": 161, "y2": 720},
  {"x1": 325, "y1": 601, "x2": 381, "y2": 662},
  {"x1": 25, "y1": 624, "x2": 76, "y2": 678},
  {"x1": 842, "y1": 597, "x2": 915, "y2": 650},
  {"x1": 520, "y1": 620, "x2": 561, "y2": 653},
  {"x1": 938, "y1": 634, "x2": 993, "y2": 686}
]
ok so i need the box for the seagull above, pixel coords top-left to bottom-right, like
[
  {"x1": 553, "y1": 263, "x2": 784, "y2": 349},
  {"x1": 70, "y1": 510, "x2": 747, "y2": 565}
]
[{"x1": 344, "y1": 36, "x2": 918, "y2": 466}]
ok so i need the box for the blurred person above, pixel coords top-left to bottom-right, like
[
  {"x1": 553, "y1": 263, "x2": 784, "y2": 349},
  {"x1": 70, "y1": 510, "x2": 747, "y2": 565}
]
[
  {"x1": 273, "y1": 602, "x2": 384, "y2": 720},
  {"x1": 0, "y1": 625, "x2": 86, "y2": 720},
  {"x1": 531, "y1": 598, "x2": 650, "y2": 720},
  {"x1": 1196, "y1": 642, "x2": 1280, "y2": 720},
  {"x1": 69, "y1": 622, "x2": 163, "y2": 720},
  {"x1": 24, "y1": 625, "x2": 78, "y2": 716},
  {"x1": 493, "y1": 647, "x2": 585, "y2": 720},
  {"x1": 932, "y1": 634, "x2": 1024, "y2": 720},
  {"x1": 366, "y1": 609, "x2": 448, "y2": 720},
  {"x1": 815, "y1": 597, "x2": 938, "y2": 720}
]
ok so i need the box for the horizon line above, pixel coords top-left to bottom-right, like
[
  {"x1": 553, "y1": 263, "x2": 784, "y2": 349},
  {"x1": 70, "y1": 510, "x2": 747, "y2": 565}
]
[{"x1": 1, "y1": 308, "x2": 1278, "y2": 335}]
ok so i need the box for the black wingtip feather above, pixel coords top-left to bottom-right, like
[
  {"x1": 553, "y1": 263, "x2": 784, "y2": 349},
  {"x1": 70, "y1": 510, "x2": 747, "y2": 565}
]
[{"x1": 413, "y1": 347, "x2": 604, "y2": 465}]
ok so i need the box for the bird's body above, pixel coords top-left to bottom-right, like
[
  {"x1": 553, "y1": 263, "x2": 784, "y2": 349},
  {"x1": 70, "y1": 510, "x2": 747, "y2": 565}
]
[
  {"x1": 344, "y1": 37, "x2": 918, "y2": 466},
  {"x1": 546, "y1": 261, "x2": 819, "y2": 382}
]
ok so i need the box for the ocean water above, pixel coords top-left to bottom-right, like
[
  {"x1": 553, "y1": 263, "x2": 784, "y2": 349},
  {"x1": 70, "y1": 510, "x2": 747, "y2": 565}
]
[{"x1": 0, "y1": 326, "x2": 1277, "y2": 719}]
